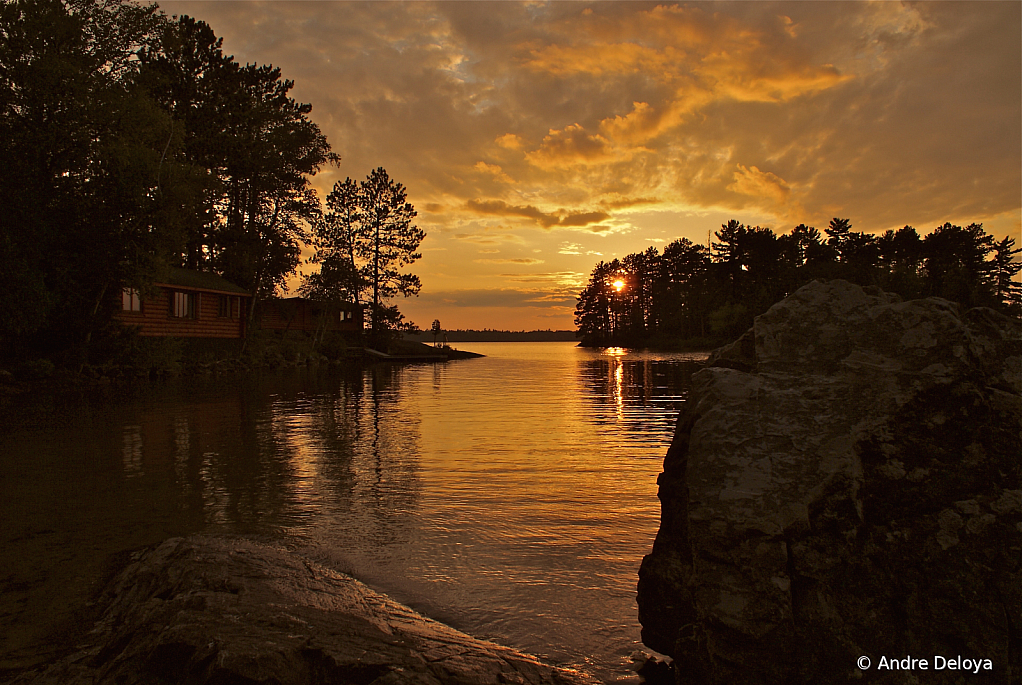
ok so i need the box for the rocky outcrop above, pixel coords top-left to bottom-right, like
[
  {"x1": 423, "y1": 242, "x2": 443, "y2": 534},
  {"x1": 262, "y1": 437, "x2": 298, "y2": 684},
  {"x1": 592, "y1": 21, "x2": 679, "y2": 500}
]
[
  {"x1": 16, "y1": 536, "x2": 593, "y2": 685},
  {"x1": 637, "y1": 280, "x2": 1021, "y2": 684}
]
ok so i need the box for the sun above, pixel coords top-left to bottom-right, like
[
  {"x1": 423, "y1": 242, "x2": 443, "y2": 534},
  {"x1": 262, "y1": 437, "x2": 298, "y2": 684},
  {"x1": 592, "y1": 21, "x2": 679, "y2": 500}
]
[{"x1": 612, "y1": 279, "x2": 625, "y2": 292}]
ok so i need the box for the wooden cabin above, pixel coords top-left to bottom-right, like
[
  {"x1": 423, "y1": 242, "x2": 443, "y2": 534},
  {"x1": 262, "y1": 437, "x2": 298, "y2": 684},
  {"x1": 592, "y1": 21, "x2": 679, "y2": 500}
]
[
  {"x1": 258, "y1": 297, "x2": 363, "y2": 333},
  {"x1": 113, "y1": 268, "x2": 251, "y2": 338}
]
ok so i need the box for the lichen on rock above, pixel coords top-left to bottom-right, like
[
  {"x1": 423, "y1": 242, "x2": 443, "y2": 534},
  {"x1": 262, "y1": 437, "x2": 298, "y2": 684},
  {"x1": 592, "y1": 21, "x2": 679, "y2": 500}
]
[{"x1": 637, "y1": 280, "x2": 1021, "y2": 684}]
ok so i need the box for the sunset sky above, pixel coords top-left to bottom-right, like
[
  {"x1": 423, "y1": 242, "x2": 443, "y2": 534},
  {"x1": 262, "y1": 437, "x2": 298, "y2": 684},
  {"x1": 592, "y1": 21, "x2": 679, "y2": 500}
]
[{"x1": 159, "y1": 1, "x2": 1021, "y2": 331}]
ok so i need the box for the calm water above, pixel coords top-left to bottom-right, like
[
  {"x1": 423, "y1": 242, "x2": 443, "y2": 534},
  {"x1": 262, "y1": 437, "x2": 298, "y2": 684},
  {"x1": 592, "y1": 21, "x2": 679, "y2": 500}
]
[{"x1": 0, "y1": 342, "x2": 706, "y2": 682}]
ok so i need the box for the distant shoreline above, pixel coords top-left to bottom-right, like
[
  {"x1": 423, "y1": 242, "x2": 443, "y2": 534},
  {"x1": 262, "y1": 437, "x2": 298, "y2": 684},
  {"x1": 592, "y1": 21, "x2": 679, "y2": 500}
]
[{"x1": 404, "y1": 330, "x2": 578, "y2": 343}]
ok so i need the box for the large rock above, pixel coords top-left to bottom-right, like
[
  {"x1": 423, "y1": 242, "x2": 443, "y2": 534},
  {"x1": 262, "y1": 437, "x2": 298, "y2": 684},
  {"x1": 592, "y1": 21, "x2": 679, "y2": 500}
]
[
  {"x1": 637, "y1": 280, "x2": 1021, "y2": 684},
  {"x1": 16, "y1": 536, "x2": 594, "y2": 685}
]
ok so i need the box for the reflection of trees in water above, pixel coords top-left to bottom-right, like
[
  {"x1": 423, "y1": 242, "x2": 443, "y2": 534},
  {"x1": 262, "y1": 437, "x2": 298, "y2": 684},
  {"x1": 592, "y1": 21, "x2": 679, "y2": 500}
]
[
  {"x1": 118, "y1": 385, "x2": 300, "y2": 535},
  {"x1": 306, "y1": 364, "x2": 423, "y2": 552},
  {"x1": 577, "y1": 358, "x2": 703, "y2": 435},
  {"x1": 579, "y1": 358, "x2": 701, "y2": 405},
  {"x1": 0, "y1": 373, "x2": 417, "y2": 667},
  {"x1": 104, "y1": 369, "x2": 422, "y2": 547}
]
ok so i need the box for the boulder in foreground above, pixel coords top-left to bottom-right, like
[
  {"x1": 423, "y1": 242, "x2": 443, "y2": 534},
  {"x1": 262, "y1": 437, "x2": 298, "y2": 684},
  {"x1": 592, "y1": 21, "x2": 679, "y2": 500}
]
[
  {"x1": 638, "y1": 280, "x2": 1021, "y2": 684},
  {"x1": 17, "y1": 536, "x2": 594, "y2": 685}
]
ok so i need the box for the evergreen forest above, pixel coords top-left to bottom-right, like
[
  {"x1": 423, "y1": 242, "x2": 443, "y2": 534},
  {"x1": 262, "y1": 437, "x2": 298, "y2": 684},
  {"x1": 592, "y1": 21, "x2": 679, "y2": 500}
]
[{"x1": 574, "y1": 218, "x2": 1021, "y2": 348}]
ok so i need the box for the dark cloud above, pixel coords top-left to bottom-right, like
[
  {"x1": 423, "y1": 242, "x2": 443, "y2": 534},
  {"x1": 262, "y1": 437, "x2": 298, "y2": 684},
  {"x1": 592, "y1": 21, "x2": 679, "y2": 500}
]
[
  {"x1": 559, "y1": 211, "x2": 612, "y2": 227},
  {"x1": 464, "y1": 199, "x2": 559, "y2": 227},
  {"x1": 464, "y1": 200, "x2": 611, "y2": 229}
]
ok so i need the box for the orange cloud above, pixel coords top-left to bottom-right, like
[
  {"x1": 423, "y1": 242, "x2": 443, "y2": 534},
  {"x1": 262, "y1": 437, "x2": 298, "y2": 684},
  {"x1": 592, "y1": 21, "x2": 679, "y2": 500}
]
[
  {"x1": 598, "y1": 196, "x2": 660, "y2": 210},
  {"x1": 699, "y1": 59, "x2": 850, "y2": 103},
  {"x1": 495, "y1": 133, "x2": 523, "y2": 150},
  {"x1": 474, "y1": 161, "x2": 514, "y2": 184},
  {"x1": 728, "y1": 164, "x2": 791, "y2": 205},
  {"x1": 473, "y1": 258, "x2": 545, "y2": 265},
  {"x1": 524, "y1": 42, "x2": 685, "y2": 80},
  {"x1": 520, "y1": 3, "x2": 852, "y2": 151},
  {"x1": 523, "y1": 123, "x2": 649, "y2": 170}
]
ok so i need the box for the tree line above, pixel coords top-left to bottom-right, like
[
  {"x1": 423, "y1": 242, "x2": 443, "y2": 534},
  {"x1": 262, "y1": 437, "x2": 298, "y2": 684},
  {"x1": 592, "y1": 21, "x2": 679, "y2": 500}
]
[
  {"x1": 1, "y1": 0, "x2": 421, "y2": 362},
  {"x1": 575, "y1": 219, "x2": 1021, "y2": 347}
]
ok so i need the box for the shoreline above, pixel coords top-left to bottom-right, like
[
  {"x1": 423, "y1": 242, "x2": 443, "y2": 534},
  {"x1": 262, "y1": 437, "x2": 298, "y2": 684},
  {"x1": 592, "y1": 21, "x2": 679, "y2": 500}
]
[{"x1": 0, "y1": 343, "x2": 485, "y2": 397}]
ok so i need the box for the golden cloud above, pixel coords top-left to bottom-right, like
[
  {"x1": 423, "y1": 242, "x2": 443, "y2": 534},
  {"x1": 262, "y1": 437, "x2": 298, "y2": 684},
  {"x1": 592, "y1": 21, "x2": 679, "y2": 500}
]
[
  {"x1": 519, "y1": 2, "x2": 852, "y2": 152},
  {"x1": 728, "y1": 164, "x2": 791, "y2": 205},
  {"x1": 598, "y1": 196, "x2": 661, "y2": 210},
  {"x1": 474, "y1": 258, "x2": 545, "y2": 265},
  {"x1": 453, "y1": 230, "x2": 526, "y2": 246},
  {"x1": 495, "y1": 133, "x2": 524, "y2": 150},
  {"x1": 474, "y1": 161, "x2": 515, "y2": 184},
  {"x1": 700, "y1": 60, "x2": 850, "y2": 103},
  {"x1": 524, "y1": 123, "x2": 617, "y2": 169},
  {"x1": 523, "y1": 42, "x2": 685, "y2": 80}
]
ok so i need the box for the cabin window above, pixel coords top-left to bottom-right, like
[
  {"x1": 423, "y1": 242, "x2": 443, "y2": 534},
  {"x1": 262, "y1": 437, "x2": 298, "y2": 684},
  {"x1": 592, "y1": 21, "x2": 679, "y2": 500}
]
[
  {"x1": 218, "y1": 295, "x2": 229, "y2": 318},
  {"x1": 172, "y1": 291, "x2": 196, "y2": 318},
  {"x1": 121, "y1": 288, "x2": 141, "y2": 312}
]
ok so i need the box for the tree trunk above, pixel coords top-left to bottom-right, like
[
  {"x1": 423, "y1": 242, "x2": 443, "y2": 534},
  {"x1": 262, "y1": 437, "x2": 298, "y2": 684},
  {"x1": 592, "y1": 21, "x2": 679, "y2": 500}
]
[
  {"x1": 373, "y1": 216, "x2": 380, "y2": 337},
  {"x1": 79, "y1": 281, "x2": 109, "y2": 373}
]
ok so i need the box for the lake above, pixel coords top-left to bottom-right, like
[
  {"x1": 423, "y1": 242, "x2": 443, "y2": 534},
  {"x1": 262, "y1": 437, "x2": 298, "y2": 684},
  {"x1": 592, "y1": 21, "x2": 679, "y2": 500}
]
[{"x1": 0, "y1": 341, "x2": 707, "y2": 682}]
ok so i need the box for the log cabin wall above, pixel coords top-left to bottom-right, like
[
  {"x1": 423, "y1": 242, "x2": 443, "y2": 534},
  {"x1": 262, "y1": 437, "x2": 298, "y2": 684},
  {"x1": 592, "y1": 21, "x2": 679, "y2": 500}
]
[{"x1": 113, "y1": 286, "x2": 248, "y2": 338}]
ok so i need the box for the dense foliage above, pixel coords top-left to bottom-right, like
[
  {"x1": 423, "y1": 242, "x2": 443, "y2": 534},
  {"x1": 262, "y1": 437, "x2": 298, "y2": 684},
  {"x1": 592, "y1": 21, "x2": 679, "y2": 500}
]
[
  {"x1": 575, "y1": 219, "x2": 1021, "y2": 347},
  {"x1": 0, "y1": 0, "x2": 336, "y2": 362}
]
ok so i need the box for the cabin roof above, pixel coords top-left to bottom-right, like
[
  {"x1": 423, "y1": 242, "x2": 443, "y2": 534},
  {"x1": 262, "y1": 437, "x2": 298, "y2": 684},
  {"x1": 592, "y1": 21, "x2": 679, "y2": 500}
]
[{"x1": 156, "y1": 268, "x2": 250, "y2": 296}]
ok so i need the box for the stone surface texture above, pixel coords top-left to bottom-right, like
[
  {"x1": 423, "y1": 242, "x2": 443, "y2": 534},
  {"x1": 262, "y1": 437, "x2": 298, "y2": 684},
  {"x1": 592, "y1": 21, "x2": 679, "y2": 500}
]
[
  {"x1": 16, "y1": 536, "x2": 594, "y2": 685},
  {"x1": 637, "y1": 280, "x2": 1022, "y2": 684}
]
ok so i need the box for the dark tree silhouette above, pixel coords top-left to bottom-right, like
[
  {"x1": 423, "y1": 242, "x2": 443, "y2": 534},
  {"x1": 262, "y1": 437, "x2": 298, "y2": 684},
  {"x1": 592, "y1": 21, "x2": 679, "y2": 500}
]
[
  {"x1": 1, "y1": 0, "x2": 167, "y2": 357},
  {"x1": 1, "y1": 2, "x2": 338, "y2": 363},
  {"x1": 990, "y1": 236, "x2": 1022, "y2": 312},
  {"x1": 304, "y1": 168, "x2": 423, "y2": 339},
  {"x1": 576, "y1": 218, "x2": 1019, "y2": 348}
]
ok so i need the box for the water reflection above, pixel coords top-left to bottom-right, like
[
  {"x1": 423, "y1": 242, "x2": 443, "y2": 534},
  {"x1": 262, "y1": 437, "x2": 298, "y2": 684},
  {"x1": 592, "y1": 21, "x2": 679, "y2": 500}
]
[
  {"x1": 577, "y1": 351, "x2": 704, "y2": 440},
  {"x1": 0, "y1": 368, "x2": 425, "y2": 670},
  {"x1": 0, "y1": 343, "x2": 706, "y2": 682},
  {"x1": 121, "y1": 425, "x2": 143, "y2": 478}
]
